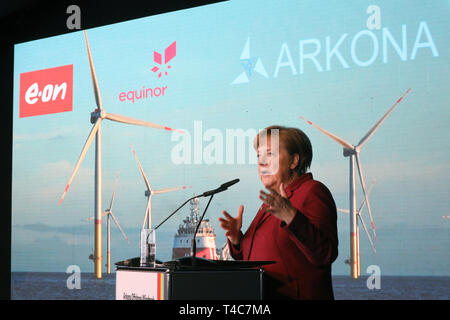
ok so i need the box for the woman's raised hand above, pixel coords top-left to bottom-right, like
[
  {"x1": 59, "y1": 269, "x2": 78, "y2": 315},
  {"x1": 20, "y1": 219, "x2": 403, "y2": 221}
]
[
  {"x1": 218, "y1": 205, "x2": 244, "y2": 245},
  {"x1": 259, "y1": 183, "x2": 296, "y2": 225}
]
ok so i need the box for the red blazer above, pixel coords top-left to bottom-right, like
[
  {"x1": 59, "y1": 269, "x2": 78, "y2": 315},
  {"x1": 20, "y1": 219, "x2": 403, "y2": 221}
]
[{"x1": 229, "y1": 173, "x2": 338, "y2": 300}]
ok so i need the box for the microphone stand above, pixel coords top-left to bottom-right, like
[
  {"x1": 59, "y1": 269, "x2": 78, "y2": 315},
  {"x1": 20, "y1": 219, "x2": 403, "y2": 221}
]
[
  {"x1": 155, "y1": 180, "x2": 238, "y2": 231},
  {"x1": 154, "y1": 195, "x2": 197, "y2": 231},
  {"x1": 156, "y1": 180, "x2": 239, "y2": 268},
  {"x1": 159, "y1": 192, "x2": 221, "y2": 268},
  {"x1": 190, "y1": 194, "x2": 215, "y2": 267}
]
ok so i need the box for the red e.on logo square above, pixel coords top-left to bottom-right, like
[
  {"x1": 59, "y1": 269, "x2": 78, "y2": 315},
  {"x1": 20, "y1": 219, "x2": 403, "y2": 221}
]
[{"x1": 19, "y1": 64, "x2": 73, "y2": 118}]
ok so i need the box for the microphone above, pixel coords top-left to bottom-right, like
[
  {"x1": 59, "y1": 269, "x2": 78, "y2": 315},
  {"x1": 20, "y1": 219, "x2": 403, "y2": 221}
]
[
  {"x1": 220, "y1": 178, "x2": 240, "y2": 189},
  {"x1": 154, "y1": 179, "x2": 240, "y2": 231},
  {"x1": 201, "y1": 179, "x2": 240, "y2": 197}
]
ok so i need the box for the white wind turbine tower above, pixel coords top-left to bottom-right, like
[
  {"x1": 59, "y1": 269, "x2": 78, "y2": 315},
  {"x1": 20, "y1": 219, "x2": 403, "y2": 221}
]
[
  {"x1": 300, "y1": 88, "x2": 411, "y2": 279},
  {"x1": 87, "y1": 171, "x2": 130, "y2": 274},
  {"x1": 59, "y1": 31, "x2": 182, "y2": 279},
  {"x1": 131, "y1": 145, "x2": 190, "y2": 230}
]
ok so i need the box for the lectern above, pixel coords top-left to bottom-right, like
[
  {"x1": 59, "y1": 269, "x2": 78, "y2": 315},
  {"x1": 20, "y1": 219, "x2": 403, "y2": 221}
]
[{"x1": 115, "y1": 257, "x2": 273, "y2": 300}]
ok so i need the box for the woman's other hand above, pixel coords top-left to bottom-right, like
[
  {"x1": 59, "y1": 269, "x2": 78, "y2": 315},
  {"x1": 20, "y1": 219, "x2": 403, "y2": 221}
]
[{"x1": 219, "y1": 205, "x2": 244, "y2": 245}]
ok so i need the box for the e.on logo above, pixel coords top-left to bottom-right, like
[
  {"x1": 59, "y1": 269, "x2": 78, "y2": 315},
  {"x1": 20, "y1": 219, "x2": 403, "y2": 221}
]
[{"x1": 19, "y1": 64, "x2": 73, "y2": 118}]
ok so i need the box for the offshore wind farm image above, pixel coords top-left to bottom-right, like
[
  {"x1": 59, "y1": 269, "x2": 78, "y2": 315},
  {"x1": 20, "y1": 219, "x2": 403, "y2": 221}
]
[
  {"x1": 300, "y1": 88, "x2": 411, "y2": 279},
  {"x1": 57, "y1": 31, "x2": 183, "y2": 279},
  {"x1": 11, "y1": 0, "x2": 449, "y2": 299}
]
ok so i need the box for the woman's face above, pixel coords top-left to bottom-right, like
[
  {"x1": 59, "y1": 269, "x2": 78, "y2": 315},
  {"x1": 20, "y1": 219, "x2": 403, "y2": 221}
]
[{"x1": 257, "y1": 136, "x2": 299, "y2": 191}]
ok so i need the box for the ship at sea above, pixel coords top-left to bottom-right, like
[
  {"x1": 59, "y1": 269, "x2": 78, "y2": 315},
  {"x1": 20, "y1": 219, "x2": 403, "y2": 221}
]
[{"x1": 172, "y1": 197, "x2": 230, "y2": 260}]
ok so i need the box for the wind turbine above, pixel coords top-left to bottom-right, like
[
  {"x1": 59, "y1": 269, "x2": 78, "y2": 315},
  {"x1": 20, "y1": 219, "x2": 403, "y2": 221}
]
[
  {"x1": 87, "y1": 171, "x2": 130, "y2": 274},
  {"x1": 131, "y1": 145, "x2": 190, "y2": 229},
  {"x1": 300, "y1": 88, "x2": 411, "y2": 279},
  {"x1": 59, "y1": 31, "x2": 182, "y2": 279}
]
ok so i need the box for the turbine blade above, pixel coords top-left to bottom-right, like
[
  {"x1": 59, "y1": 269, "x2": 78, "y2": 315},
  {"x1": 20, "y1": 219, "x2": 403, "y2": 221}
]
[
  {"x1": 339, "y1": 179, "x2": 376, "y2": 214},
  {"x1": 131, "y1": 145, "x2": 152, "y2": 192},
  {"x1": 299, "y1": 116, "x2": 354, "y2": 151},
  {"x1": 86, "y1": 210, "x2": 108, "y2": 221},
  {"x1": 105, "y1": 113, "x2": 183, "y2": 134},
  {"x1": 110, "y1": 211, "x2": 130, "y2": 244},
  {"x1": 109, "y1": 171, "x2": 120, "y2": 210},
  {"x1": 357, "y1": 178, "x2": 376, "y2": 214},
  {"x1": 355, "y1": 153, "x2": 377, "y2": 241},
  {"x1": 356, "y1": 88, "x2": 411, "y2": 150},
  {"x1": 358, "y1": 214, "x2": 377, "y2": 253},
  {"x1": 59, "y1": 119, "x2": 101, "y2": 205},
  {"x1": 152, "y1": 186, "x2": 190, "y2": 195},
  {"x1": 83, "y1": 31, "x2": 103, "y2": 111}
]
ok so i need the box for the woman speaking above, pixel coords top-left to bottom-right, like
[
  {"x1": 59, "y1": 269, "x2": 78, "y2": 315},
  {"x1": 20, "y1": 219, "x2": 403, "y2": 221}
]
[{"x1": 219, "y1": 125, "x2": 338, "y2": 300}]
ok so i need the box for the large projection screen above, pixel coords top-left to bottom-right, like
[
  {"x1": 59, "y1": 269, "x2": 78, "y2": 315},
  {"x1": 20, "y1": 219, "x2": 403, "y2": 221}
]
[{"x1": 11, "y1": 0, "x2": 449, "y2": 300}]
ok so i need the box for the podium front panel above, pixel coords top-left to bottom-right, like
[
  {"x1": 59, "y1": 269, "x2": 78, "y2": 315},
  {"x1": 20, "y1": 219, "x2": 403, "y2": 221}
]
[
  {"x1": 116, "y1": 269, "x2": 168, "y2": 300},
  {"x1": 116, "y1": 267, "x2": 263, "y2": 300},
  {"x1": 168, "y1": 269, "x2": 263, "y2": 300}
]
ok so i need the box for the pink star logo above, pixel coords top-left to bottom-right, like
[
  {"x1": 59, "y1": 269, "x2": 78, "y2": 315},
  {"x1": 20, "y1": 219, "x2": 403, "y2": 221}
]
[{"x1": 151, "y1": 41, "x2": 176, "y2": 78}]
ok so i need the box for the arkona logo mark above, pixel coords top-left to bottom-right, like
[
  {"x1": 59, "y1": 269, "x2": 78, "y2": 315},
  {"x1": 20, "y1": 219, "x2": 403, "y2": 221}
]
[
  {"x1": 232, "y1": 37, "x2": 269, "y2": 85},
  {"x1": 151, "y1": 41, "x2": 176, "y2": 78},
  {"x1": 232, "y1": 22, "x2": 438, "y2": 86},
  {"x1": 19, "y1": 64, "x2": 73, "y2": 118}
]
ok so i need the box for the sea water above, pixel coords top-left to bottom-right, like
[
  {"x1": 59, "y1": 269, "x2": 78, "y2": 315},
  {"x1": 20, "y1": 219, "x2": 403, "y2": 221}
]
[{"x1": 10, "y1": 272, "x2": 449, "y2": 300}]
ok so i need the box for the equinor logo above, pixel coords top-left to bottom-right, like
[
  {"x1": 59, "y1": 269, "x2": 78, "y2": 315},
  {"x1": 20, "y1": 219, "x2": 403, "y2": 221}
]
[
  {"x1": 118, "y1": 41, "x2": 176, "y2": 104},
  {"x1": 151, "y1": 41, "x2": 176, "y2": 78},
  {"x1": 232, "y1": 21, "x2": 438, "y2": 84}
]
